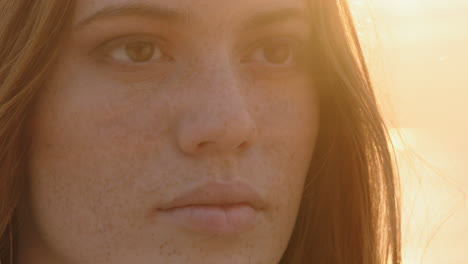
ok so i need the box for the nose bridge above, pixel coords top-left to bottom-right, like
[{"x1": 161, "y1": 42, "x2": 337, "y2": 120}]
[
  {"x1": 190, "y1": 45, "x2": 233, "y2": 84},
  {"x1": 187, "y1": 48, "x2": 244, "y2": 113},
  {"x1": 177, "y1": 54, "x2": 257, "y2": 156}
]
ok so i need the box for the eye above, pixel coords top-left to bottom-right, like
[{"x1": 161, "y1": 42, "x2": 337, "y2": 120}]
[
  {"x1": 112, "y1": 41, "x2": 159, "y2": 63},
  {"x1": 247, "y1": 38, "x2": 300, "y2": 66},
  {"x1": 98, "y1": 36, "x2": 169, "y2": 64}
]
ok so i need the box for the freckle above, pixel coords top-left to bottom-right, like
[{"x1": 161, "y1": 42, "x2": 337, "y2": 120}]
[
  {"x1": 275, "y1": 204, "x2": 280, "y2": 212},
  {"x1": 159, "y1": 239, "x2": 168, "y2": 250}
]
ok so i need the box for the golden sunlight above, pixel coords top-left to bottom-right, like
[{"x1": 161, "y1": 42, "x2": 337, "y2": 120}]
[
  {"x1": 374, "y1": 0, "x2": 422, "y2": 14},
  {"x1": 351, "y1": 0, "x2": 468, "y2": 263}
]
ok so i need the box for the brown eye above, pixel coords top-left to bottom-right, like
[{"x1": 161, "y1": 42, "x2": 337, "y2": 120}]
[
  {"x1": 108, "y1": 40, "x2": 163, "y2": 63},
  {"x1": 263, "y1": 43, "x2": 292, "y2": 64},
  {"x1": 125, "y1": 41, "x2": 155, "y2": 62},
  {"x1": 249, "y1": 40, "x2": 297, "y2": 65}
]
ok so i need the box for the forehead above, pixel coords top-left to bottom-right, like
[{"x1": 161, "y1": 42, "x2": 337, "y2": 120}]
[{"x1": 74, "y1": 0, "x2": 309, "y2": 26}]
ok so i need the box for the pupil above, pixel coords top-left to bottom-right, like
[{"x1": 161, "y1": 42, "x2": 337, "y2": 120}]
[
  {"x1": 264, "y1": 45, "x2": 290, "y2": 64},
  {"x1": 126, "y1": 42, "x2": 154, "y2": 62}
]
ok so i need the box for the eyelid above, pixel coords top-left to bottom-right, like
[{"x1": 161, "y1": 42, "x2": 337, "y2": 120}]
[
  {"x1": 93, "y1": 34, "x2": 171, "y2": 61},
  {"x1": 241, "y1": 35, "x2": 305, "y2": 63}
]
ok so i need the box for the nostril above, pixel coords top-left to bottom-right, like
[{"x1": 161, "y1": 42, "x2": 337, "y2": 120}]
[
  {"x1": 196, "y1": 141, "x2": 248, "y2": 152},
  {"x1": 238, "y1": 142, "x2": 248, "y2": 150},
  {"x1": 197, "y1": 141, "x2": 212, "y2": 150}
]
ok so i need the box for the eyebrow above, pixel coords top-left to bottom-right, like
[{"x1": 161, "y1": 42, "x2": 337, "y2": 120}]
[
  {"x1": 74, "y1": 4, "x2": 185, "y2": 28},
  {"x1": 75, "y1": 4, "x2": 308, "y2": 30},
  {"x1": 243, "y1": 8, "x2": 308, "y2": 30}
]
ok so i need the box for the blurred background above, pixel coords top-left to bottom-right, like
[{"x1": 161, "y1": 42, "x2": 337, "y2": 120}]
[{"x1": 350, "y1": 0, "x2": 467, "y2": 263}]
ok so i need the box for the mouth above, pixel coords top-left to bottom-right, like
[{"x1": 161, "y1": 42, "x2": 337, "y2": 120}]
[{"x1": 156, "y1": 181, "x2": 266, "y2": 236}]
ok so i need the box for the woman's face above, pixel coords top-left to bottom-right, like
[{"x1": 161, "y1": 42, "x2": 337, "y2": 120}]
[{"x1": 20, "y1": 0, "x2": 319, "y2": 263}]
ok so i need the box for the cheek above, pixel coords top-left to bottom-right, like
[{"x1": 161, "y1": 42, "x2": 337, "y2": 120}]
[
  {"x1": 247, "y1": 78, "x2": 319, "y2": 214},
  {"x1": 246, "y1": 81, "x2": 319, "y2": 254},
  {"x1": 25, "y1": 71, "x2": 180, "y2": 255}
]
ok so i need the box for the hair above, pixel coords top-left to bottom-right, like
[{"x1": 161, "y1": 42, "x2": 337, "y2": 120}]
[{"x1": 0, "y1": 0, "x2": 401, "y2": 263}]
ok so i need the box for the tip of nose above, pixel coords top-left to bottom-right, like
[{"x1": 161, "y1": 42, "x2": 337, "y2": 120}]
[{"x1": 177, "y1": 109, "x2": 257, "y2": 156}]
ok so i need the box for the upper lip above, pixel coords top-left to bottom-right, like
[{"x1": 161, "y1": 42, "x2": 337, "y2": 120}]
[{"x1": 158, "y1": 181, "x2": 266, "y2": 211}]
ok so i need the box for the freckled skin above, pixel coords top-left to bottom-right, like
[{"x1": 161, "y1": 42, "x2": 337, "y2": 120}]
[{"x1": 17, "y1": 0, "x2": 320, "y2": 263}]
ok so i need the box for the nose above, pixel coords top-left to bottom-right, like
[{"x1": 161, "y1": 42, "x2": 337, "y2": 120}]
[{"x1": 176, "y1": 63, "x2": 258, "y2": 156}]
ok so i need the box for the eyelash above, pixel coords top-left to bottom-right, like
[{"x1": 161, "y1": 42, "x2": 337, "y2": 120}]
[
  {"x1": 93, "y1": 34, "x2": 306, "y2": 69},
  {"x1": 94, "y1": 35, "x2": 172, "y2": 65},
  {"x1": 242, "y1": 36, "x2": 305, "y2": 66}
]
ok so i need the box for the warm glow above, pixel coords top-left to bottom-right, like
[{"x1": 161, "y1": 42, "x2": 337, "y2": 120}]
[
  {"x1": 374, "y1": 0, "x2": 422, "y2": 14},
  {"x1": 352, "y1": 0, "x2": 468, "y2": 263}
]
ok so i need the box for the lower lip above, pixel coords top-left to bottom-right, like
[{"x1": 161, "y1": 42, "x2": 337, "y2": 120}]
[{"x1": 158, "y1": 203, "x2": 258, "y2": 236}]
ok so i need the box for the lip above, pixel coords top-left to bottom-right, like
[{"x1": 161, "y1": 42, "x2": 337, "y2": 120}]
[
  {"x1": 158, "y1": 181, "x2": 266, "y2": 211},
  {"x1": 155, "y1": 181, "x2": 266, "y2": 236}
]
